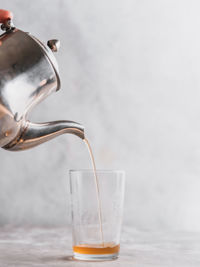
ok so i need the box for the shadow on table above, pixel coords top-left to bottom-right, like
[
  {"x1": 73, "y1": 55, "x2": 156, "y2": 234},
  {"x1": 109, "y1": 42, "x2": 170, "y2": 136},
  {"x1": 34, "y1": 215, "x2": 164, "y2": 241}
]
[
  {"x1": 41, "y1": 255, "x2": 75, "y2": 262},
  {"x1": 41, "y1": 255, "x2": 117, "y2": 263},
  {"x1": 58, "y1": 256, "x2": 75, "y2": 261}
]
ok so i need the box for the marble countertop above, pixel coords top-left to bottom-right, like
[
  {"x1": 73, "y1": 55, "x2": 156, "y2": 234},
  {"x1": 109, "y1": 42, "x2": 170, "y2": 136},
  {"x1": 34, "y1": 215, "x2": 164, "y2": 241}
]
[{"x1": 0, "y1": 226, "x2": 199, "y2": 267}]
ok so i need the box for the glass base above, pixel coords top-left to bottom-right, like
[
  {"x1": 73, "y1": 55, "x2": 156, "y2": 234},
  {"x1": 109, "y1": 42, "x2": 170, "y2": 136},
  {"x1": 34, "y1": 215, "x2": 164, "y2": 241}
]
[{"x1": 73, "y1": 252, "x2": 119, "y2": 261}]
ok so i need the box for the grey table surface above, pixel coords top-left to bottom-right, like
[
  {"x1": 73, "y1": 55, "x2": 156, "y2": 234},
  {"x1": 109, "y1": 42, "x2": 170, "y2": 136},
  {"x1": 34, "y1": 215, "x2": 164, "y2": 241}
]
[{"x1": 0, "y1": 226, "x2": 199, "y2": 267}]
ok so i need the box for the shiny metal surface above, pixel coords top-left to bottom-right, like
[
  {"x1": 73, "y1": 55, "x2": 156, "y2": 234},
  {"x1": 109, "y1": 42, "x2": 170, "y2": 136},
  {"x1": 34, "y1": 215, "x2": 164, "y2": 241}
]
[
  {"x1": 31, "y1": 35, "x2": 60, "y2": 85},
  {"x1": 3, "y1": 120, "x2": 84, "y2": 151},
  {"x1": 0, "y1": 27, "x2": 84, "y2": 151},
  {"x1": 1, "y1": 18, "x2": 14, "y2": 31}
]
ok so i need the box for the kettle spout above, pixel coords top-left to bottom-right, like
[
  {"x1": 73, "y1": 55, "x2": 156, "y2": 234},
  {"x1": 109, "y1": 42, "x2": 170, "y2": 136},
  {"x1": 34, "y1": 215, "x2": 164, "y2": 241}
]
[{"x1": 3, "y1": 120, "x2": 84, "y2": 151}]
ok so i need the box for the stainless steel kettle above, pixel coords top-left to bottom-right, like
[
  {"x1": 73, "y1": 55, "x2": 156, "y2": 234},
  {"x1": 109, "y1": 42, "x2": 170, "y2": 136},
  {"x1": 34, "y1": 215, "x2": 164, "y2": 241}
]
[{"x1": 0, "y1": 9, "x2": 84, "y2": 151}]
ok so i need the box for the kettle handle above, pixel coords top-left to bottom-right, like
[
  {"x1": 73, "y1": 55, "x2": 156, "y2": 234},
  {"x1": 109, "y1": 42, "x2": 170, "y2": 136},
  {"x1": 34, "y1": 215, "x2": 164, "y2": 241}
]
[{"x1": 0, "y1": 9, "x2": 13, "y2": 23}]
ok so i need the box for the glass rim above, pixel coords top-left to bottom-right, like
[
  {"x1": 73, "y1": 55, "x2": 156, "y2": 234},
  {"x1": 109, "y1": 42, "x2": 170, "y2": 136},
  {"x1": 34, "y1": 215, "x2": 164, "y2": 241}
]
[{"x1": 69, "y1": 169, "x2": 125, "y2": 175}]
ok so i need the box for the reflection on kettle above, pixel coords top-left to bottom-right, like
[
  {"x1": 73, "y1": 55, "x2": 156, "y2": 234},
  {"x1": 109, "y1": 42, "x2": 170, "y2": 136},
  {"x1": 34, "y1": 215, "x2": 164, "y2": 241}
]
[{"x1": 0, "y1": 9, "x2": 84, "y2": 151}]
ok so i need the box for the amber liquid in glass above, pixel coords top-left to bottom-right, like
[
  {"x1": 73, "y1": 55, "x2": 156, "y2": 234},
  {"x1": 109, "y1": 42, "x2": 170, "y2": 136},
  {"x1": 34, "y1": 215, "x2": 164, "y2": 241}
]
[{"x1": 73, "y1": 243, "x2": 120, "y2": 255}]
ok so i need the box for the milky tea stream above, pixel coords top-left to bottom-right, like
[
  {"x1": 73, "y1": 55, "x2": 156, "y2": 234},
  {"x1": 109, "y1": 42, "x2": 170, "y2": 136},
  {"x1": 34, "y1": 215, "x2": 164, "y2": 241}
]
[{"x1": 83, "y1": 138, "x2": 104, "y2": 244}]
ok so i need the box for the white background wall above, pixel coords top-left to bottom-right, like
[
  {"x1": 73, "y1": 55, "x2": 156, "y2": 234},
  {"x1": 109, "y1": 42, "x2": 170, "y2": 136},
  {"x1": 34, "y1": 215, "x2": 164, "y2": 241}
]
[{"x1": 1, "y1": 0, "x2": 200, "y2": 231}]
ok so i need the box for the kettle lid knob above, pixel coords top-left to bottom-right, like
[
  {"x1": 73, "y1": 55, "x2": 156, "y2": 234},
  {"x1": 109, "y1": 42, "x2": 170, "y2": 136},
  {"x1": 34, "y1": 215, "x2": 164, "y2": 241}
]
[
  {"x1": 0, "y1": 9, "x2": 14, "y2": 31},
  {"x1": 47, "y1": 39, "x2": 60, "y2": 52}
]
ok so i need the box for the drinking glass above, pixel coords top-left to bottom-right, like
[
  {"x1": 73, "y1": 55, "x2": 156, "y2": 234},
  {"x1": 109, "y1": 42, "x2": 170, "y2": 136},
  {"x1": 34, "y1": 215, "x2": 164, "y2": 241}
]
[{"x1": 69, "y1": 170, "x2": 125, "y2": 261}]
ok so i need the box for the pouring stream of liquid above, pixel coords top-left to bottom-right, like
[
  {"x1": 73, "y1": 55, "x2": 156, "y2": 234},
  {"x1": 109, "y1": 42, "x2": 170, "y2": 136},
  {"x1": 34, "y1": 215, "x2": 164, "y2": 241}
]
[{"x1": 84, "y1": 138, "x2": 104, "y2": 245}]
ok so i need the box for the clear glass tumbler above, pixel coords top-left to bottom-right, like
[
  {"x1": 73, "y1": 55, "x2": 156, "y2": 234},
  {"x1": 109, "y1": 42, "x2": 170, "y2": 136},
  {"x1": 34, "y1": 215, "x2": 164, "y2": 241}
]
[{"x1": 69, "y1": 170, "x2": 125, "y2": 261}]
